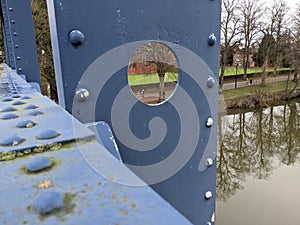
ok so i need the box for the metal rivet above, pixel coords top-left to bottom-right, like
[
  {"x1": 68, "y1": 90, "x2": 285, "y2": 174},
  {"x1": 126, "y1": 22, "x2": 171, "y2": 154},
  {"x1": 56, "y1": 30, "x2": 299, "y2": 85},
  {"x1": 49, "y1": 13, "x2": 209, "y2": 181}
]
[
  {"x1": 32, "y1": 192, "x2": 64, "y2": 214},
  {"x1": 211, "y1": 212, "x2": 215, "y2": 223},
  {"x1": 205, "y1": 191, "x2": 213, "y2": 200},
  {"x1": 24, "y1": 104, "x2": 38, "y2": 110},
  {"x1": 2, "y1": 97, "x2": 13, "y2": 102},
  {"x1": 17, "y1": 56, "x2": 21, "y2": 60},
  {"x1": 28, "y1": 110, "x2": 43, "y2": 116},
  {"x1": 36, "y1": 129, "x2": 60, "y2": 140},
  {"x1": 0, "y1": 135, "x2": 23, "y2": 146},
  {"x1": 16, "y1": 119, "x2": 36, "y2": 128},
  {"x1": 13, "y1": 32, "x2": 17, "y2": 36},
  {"x1": 207, "y1": 77, "x2": 215, "y2": 88},
  {"x1": 9, "y1": 7, "x2": 13, "y2": 11},
  {"x1": 206, "y1": 118, "x2": 214, "y2": 127},
  {"x1": 26, "y1": 157, "x2": 52, "y2": 172},
  {"x1": 11, "y1": 20, "x2": 15, "y2": 24},
  {"x1": 69, "y1": 30, "x2": 85, "y2": 45},
  {"x1": 207, "y1": 33, "x2": 216, "y2": 46},
  {"x1": 15, "y1": 45, "x2": 19, "y2": 48},
  {"x1": 12, "y1": 100, "x2": 25, "y2": 105},
  {"x1": 0, "y1": 106, "x2": 17, "y2": 112},
  {"x1": 18, "y1": 68, "x2": 22, "y2": 72},
  {"x1": 75, "y1": 88, "x2": 89, "y2": 102},
  {"x1": 0, "y1": 113, "x2": 18, "y2": 120},
  {"x1": 206, "y1": 158, "x2": 213, "y2": 167}
]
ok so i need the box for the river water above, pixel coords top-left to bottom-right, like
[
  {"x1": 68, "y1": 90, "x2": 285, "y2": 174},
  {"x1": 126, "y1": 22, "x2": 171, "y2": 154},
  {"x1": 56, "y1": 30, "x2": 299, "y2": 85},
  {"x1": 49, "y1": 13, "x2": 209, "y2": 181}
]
[{"x1": 216, "y1": 99, "x2": 300, "y2": 225}]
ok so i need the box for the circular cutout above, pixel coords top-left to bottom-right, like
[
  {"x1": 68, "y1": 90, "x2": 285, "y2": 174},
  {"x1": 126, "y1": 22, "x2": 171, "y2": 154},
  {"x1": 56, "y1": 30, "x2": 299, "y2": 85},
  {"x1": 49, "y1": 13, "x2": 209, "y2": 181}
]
[{"x1": 128, "y1": 42, "x2": 178, "y2": 105}]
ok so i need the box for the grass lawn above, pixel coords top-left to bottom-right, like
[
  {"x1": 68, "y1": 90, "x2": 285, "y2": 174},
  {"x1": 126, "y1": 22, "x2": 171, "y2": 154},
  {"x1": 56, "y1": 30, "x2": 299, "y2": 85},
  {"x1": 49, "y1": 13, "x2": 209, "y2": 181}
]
[
  {"x1": 221, "y1": 67, "x2": 291, "y2": 76},
  {"x1": 128, "y1": 67, "x2": 292, "y2": 86},
  {"x1": 128, "y1": 72, "x2": 178, "y2": 86},
  {"x1": 223, "y1": 81, "x2": 300, "y2": 100}
]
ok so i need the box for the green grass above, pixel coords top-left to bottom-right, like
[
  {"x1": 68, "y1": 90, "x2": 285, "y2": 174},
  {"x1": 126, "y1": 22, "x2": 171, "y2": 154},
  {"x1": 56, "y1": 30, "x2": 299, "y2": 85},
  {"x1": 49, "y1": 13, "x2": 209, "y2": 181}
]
[
  {"x1": 221, "y1": 67, "x2": 291, "y2": 76},
  {"x1": 128, "y1": 68, "x2": 292, "y2": 86},
  {"x1": 223, "y1": 81, "x2": 299, "y2": 100},
  {"x1": 128, "y1": 72, "x2": 178, "y2": 86}
]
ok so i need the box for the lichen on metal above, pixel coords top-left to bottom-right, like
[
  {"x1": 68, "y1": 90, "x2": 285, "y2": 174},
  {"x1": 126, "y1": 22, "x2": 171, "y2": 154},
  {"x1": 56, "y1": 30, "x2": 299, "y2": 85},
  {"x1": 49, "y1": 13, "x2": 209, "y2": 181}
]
[
  {"x1": 0, "y1": 128, "x2": 192, "y2": 225},
  {"x1": 0, "y1": 65, "x2": 95, "y2": 160}
]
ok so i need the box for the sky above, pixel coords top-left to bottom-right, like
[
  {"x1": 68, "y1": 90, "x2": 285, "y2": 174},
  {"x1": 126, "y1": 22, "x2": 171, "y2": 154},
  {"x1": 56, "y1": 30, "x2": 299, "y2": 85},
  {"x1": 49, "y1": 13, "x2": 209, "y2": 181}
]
[
  {"x1": 285, "y1": 0, "x2": 297, "y2": 14},
  {"x1": 262, "y1": 0, "x2": 298, "y2": 21},
  {"x1": 285, "y1": 0, "x2": 297, "y2": 9}
]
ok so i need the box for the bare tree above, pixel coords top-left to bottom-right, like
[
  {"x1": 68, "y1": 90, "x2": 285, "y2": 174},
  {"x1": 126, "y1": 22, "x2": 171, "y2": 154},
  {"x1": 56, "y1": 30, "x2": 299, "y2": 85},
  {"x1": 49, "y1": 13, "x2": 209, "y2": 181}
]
[
  {"x1": 258, "y1": 0, "x2": 289, "y2": 86},
  {"x1": 220, "y1": 0, "x2": 241, "y2": 92},
  {"x1": 268, "y1": 0, "x2": 289, "y2": 76},
  {"x1": 238, "y1": 0, "x2": 263, "y2": 80},
  {"x1": 130, "y1": 42, "x2": 177, "y2": 102},
  {"x1": 257, "y1": 33, "x2": 275, "y2": 86},
  {"x1": 291, "y1": 3, "x2": 300, "y2": 81}
]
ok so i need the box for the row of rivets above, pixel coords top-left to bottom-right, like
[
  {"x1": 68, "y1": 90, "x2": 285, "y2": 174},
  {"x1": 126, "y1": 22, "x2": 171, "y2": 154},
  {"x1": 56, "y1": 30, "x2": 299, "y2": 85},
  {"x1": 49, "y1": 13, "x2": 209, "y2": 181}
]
[
  {"x1": 205, "y1": 17, "x2": 216, "y2": 217},
  {"x1": 7, "y1": 6, "x2": 23, "y2": 72},
  {"x1": 0, "y1": 129, "x2": 60, "y2": 147},
  {"x1": 69, "y1": 30, "x2": 218, "y2": 48},
  {"x1": 69, "y1": 29, "x2": 218, "y2": 49},
  {"x1": 0, "y1": 108, "x2": 43, "y2": 116}
]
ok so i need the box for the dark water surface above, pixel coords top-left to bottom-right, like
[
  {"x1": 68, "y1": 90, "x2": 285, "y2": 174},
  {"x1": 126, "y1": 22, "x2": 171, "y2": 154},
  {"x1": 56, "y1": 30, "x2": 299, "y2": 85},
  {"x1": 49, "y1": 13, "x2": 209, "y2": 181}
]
[{"x1": 216, "y1": 99, "x2": 300, "y2": 225}]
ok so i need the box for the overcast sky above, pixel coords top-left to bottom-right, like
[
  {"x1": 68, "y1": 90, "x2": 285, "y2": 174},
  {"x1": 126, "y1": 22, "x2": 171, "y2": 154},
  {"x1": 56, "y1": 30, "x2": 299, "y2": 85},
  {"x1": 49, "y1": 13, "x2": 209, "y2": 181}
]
[
  {"x1": 285, "y1": 0, "x2": 298, "y2": 9},
  {"x1": 262, "y1": 0, "x2": 298, "y2": 20}
]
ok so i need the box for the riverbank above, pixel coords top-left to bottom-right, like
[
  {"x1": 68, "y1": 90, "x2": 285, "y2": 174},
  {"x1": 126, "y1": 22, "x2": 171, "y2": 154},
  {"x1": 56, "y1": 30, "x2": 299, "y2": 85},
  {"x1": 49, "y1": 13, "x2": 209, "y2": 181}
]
[{"x1": 221, "y1": 80, "x2": 300, "y2": 113}]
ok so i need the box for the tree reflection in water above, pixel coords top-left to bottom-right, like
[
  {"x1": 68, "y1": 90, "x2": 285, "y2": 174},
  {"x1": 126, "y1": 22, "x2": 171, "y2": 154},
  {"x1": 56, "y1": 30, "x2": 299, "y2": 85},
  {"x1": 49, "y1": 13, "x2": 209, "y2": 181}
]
[{"x1": 217, "y1": 100, "x2": 300, "y2": 202}]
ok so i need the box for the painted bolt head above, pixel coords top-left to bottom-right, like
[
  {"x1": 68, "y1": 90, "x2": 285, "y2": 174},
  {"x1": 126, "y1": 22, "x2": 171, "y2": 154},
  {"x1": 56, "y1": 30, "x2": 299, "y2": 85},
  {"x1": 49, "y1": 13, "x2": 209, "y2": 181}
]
[
  {"x1": 69, "y1": 30, "x2": 85, "y2": 45},
  {"x1": 205, "y1": 191, "x2": 213, "y2": 200},
  {"x1": 75, "y1": 88, "x2": 90, "y2": 102},
  {"x1": 207, "y1": 33, "x2": 216, "y2": 46},
  {"x1": 206, "y1": 118, "x2": 214, "y2": 127}
]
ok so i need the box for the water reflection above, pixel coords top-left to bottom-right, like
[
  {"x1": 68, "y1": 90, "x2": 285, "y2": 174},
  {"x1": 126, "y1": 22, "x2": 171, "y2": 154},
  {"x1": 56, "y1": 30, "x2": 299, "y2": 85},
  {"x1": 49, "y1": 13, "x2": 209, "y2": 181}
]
[{"x1": 217, "y1": 100, "x2": 300, "y2": 202}]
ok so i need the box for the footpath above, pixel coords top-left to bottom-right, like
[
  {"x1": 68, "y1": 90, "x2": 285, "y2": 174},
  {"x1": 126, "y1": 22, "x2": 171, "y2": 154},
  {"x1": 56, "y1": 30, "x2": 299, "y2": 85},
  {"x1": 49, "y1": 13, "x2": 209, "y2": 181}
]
[{"x1": 222, "y1": 75, "x2": 291, "y2": 90}]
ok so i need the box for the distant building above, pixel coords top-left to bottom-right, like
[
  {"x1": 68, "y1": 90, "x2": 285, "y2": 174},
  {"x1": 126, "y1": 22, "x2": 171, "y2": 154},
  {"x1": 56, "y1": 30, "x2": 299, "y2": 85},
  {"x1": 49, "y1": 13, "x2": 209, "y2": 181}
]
[
  {"x1": 232, "y1": 48, "x2": 256, "y2": 67},
  {"x1": 128, "y1": 61, "x2": 158, "y2": 75},
  {"x1": 128, "y1": 42, "x2": 178, "y2": 75}
]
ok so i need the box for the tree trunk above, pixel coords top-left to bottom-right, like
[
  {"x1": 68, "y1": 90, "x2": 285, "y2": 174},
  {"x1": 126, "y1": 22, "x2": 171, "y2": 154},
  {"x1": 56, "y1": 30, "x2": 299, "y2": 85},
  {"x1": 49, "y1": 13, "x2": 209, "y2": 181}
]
[
  {"x1": 50, "y1": 85, "x2": 58, "y2": 103},
  {"x1": 158, "y1": 75, "x2": 165, "y2": 101},
  {"x1": 219, "y1": 50, "x2": 227, "y2": 92},
  {"x1": 261, "y1": 56, "x2": 268, "y2": 86},
  {"x1": 243, "y1": 48, "x2": 248, "y2": 80}
]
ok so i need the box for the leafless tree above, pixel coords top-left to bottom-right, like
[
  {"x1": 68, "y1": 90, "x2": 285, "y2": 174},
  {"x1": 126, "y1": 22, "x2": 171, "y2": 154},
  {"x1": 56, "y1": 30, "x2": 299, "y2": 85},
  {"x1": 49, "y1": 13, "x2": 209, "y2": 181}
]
[
  {"x1": 291, "y1": 3, "x2": 300, "y2": 80},
  {"x1": 238, "y1": 0, "x2": 263, "y2": 80},
  {"x1": 258, "y1": 0, "x2": 289, "y2": 86},
  {"x1": 220, "y1": 0, "x2": 241, "y2": 92},
  {"x1": 268, "y1": 0, "x2": 289, "y2": 76},
  {"x1": 130, "y1": 42, "x2": 177, "y2": 102}
]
